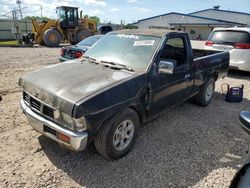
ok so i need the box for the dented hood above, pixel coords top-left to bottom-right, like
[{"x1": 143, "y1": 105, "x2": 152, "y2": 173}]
[{"x1": 18, "y1": 60, "x2": 133, "y2": 115}]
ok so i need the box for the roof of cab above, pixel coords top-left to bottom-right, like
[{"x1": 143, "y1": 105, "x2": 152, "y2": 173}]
[{"x1": 110, "y1": 29, "x2": 184, "y2": 37}]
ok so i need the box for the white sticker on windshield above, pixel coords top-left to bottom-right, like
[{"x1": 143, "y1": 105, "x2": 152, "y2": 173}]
[
  {"x1": 117, "y1": 34, "x2": 139, "y2": 40},
  {"x1": 134, "y1": 40, "x2": 155, "y2": 46}
]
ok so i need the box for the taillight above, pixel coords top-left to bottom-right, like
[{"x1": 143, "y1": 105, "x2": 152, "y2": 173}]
[
  {"x1": 75, "y1": 51, "x2": 83, "y2": 58},
  {"x1": 234, "y1": 43, "x2": 250, "y2": 49},
  {"x1": 205, "y1": 40, "x2": 214, "y2": 46},
  {"x1": 60, "y1": 48, "x2": 64, "y2": 56}
]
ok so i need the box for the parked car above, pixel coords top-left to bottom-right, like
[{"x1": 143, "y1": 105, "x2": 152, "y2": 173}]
[
  {"x1": 19, "y1": 30, "x2": 229, "y2": 160},
  {"x1": 229, "y1": 111, "x2": 250, "y2": 188},
  {"x1": 59, "y1": 35, "x2": 103, "y2": 62},
  {"x1": 204, "y1": 27, "x2": 250, "y2": 72},
  {"x1": 98, "y1": 25, "x2": 113, "y2": 34}
]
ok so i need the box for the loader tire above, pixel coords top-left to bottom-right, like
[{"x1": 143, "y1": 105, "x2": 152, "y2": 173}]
[
  {"x1": 76, "y1": 29, "x2": 91, "y2": 43},
  {"x1": 43, "y1": 29, "x2": 61, "y2": 47}
]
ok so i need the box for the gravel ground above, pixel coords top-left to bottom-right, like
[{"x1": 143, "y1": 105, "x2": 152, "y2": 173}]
[{"x1": 0, "y1": 46, "x2": 250, "y2": 188}]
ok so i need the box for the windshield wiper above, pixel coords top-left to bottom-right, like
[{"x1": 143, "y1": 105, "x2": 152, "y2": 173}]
[
  {"x1": 100, "y1": 60, "x2": 134, "y2": 72},
  {"x1": 82, "y1": 56, "x2": 99, "y2": 64},
  {"x1": 82, "y1": 57, "x2": 134, "y2": 72}
]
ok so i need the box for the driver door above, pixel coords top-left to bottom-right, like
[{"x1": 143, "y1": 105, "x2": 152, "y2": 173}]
[{"x1": 148, "y1": 34, "x2": 193, "y2": 116}]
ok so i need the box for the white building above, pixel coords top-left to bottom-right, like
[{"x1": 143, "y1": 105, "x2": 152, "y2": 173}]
[{"x1": 132, "y1": 7, "x2": 249, "y2": 40}]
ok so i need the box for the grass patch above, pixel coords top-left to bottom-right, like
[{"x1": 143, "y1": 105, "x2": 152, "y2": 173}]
[{"x1": 0, "y1": 40, "x2": 20, "y2": 46}]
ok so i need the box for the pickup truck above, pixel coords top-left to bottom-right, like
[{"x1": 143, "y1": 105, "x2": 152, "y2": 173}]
[{"x1": 19, "y1": 30, "x2": 229, "y2": 160}]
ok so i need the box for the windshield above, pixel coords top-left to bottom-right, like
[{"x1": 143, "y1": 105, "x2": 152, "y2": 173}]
[
  {"x1": 77, "y1": 35, "x2": 102, "y2": 46},
  {"x1": 84, "y1": 33, "x2": 161, "y2": 70},
  {"x1": 209, "y1": 30, "x2": 250, "y2": 44}
]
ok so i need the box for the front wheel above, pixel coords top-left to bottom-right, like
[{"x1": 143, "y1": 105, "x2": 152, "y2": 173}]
[
  {"x1": 94, "y1": 109, "x2": 139, "y2": 160},
  {"x1": 43, "y1": 29, "x2": 62, "y2": 47},
  {"x1": 194, "y1": 77, "x2": 215, "y2": 106}
]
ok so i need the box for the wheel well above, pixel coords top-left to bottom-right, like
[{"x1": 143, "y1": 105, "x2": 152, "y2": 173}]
[
  {"x1": 93, "y1": 105, "x2": 144, "y2": 140},
  {"x1": 128, "y1": 105, "x2": 144, "y2": 126},
  {"x1": 209, "y1": 72, "x2": 218, "y2": 81}
]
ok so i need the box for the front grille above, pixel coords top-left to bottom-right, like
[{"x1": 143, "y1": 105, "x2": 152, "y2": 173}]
[
  {"x1": 30, "y1": 97, "x2": 41, "y2": 111},
  {"x1": 43, "y1": 105, "x2": 54, "y2": 118},
  {"x1": 23, "y1": 91, "x2": 54, "y2": 119},
  {"x1": 23, "y1": 92, "x2": 29, "y2": 103}
]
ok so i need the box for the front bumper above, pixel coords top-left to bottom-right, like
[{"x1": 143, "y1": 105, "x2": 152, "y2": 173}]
[{"x1": 20, "y1": 99, "x2": 88, "y2": 151}]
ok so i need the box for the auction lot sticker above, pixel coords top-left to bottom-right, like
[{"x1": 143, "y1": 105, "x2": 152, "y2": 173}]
[{"x1": 134, "y1": 40, "x2": 155, "y2": 46}]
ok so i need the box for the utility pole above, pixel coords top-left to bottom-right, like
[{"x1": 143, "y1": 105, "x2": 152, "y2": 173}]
[
  {"x1": 40, "y1": 6, "x2": 43, "y2": 18},
  {"x1": 16, "y1": 0, "x2": 22, "y2": 19}
]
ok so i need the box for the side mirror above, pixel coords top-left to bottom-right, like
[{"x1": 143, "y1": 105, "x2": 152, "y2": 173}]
[
  {"x1": 239, "y1": 111, "x2": 250, "y2": 135},
  {"x1": 229, "y1": 111, "x2": 250, "y2": 188},
  {"x1": 158, "y1": 60, "x2": 175, "y2": 74}
]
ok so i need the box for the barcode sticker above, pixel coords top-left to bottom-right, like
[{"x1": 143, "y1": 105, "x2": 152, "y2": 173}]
[{"x1": 134, "y1": 40, "x2": 155, "y2": 46}]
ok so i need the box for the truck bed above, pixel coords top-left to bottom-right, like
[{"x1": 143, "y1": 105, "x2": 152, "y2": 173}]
[
  {"x1": 192, "y1": 49, "x2": 229, "y2": 94},
  {"x1": 192, "y1": 49, "x2": 221, "y2": 59}
]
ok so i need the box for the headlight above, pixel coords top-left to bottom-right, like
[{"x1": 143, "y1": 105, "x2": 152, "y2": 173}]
[
  {"x1": 61, "y1": 112, "x2": 74, "y2": 130},
  {"x1": 73, "y1": 116, "x2": 87, "y2": 132}
]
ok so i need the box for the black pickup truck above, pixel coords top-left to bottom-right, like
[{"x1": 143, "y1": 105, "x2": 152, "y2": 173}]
[{"x1": 19, "y1": 30, "x2": 229, "y2": 160}]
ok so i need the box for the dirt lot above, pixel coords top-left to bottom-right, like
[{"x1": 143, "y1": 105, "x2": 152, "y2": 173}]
[{"x1": 0, "y1": 46, "x2": 250, "y2": 188}]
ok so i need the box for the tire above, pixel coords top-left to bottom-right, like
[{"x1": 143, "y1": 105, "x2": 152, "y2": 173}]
[
  {"x1": 43, "y1": 29, "x2": 62, "y2": 47},
  {"x1": 94, "y1": 108, "x2": 139, "y2": 160},
  {"x1": 76, "y1": 29, "x2": 91, "y2": 43},
  {"x1": 194, "y1": 77, "x2": 215, "y2": 106}
]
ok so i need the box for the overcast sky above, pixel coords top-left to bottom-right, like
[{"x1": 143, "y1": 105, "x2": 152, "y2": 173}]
[{"x1": 1, "y1": 0, "x2": 250, "y2": 24}]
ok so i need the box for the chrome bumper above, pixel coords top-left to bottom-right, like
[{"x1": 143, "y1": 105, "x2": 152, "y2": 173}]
[{"x1": 20, "y1": 99, "x2": 88, "y2": 151}]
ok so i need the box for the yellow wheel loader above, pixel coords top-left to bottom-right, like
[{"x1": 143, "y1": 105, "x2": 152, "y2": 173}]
[{"x1": 22, "y1": 6, "x2": 97, "y2": 47}]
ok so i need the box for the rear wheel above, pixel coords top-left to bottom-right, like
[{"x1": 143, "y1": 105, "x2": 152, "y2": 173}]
[
  {"x1": 76, "y1": 29, "x2": 91, "y2": 43},
  {"x1": 194, "y1": 77, "x2": 215, "y2": 106},
  {"x1": 94, "y1": 109, "x2": 139, "y2": 160},
  {"x1": 43, "y1": 29, "x2": 62, "y2": 47}
]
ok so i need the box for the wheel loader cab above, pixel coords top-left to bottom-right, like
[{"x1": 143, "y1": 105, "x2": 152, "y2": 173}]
[{"x1": 57, "y1": 6, "x2": 79, "y2": 29}]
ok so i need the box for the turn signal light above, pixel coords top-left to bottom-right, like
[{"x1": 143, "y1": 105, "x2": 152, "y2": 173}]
[
  {"x1": 60, "y1": 49, "x2": 64, "y2": 56},
  {"x1": 75, "y1": 51, "x2": 83, "y2": 58},
  {"x1": 57, "y1": 133, "x2": 70, "y2": 144},
  {"x1": 234, "y1": 43, "x2": 250, "y2": 49},
  {"x1": 205, "y1": 40, "x2": 214, "y2": 46}
]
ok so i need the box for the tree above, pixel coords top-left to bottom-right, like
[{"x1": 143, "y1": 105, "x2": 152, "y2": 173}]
[
  {"x1": 23, "y1": 16, "x2": 50, "y2": 21},
  {"x1": 89, "y1": 16, "x2": 100, "y2": 24},
  {"x1": 124, "y1": 24, "x2": 138, "y2": 29}
]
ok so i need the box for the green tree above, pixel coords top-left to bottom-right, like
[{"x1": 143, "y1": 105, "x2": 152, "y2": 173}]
[
  {"x1": 23, "y1": 16, "x2": 50, "y2": 21},
  {"x1": 124, "y1": 24, "x2": 138, "y2": 29},
  {"x1": 89, "y1": 16, "x2": 100, "y2": 24}
]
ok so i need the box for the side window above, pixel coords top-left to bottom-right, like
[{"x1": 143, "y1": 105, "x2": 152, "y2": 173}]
[{"x1": 160, "y1": 37, "x2": 187, "y2": 67}]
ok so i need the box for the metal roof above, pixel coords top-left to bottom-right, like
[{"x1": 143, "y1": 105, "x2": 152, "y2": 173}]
[
  {"x1": 169, "y1": 23, "x2": 246, "y2": 26},
  {"x1": 190, "y1": 9, "x2": 250, "y2": 16},
  {"x1": 137, "y1": 12, "x2": 246, "y2": 26}
]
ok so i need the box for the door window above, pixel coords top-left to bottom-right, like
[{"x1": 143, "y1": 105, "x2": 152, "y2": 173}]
[{"x1": 160, "y1": 37, "x2": 187, "y2": 67}]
